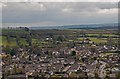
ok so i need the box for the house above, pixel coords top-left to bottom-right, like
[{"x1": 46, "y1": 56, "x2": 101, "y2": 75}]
[{"x1": 7, "y1": 75, "x2": 26, "y2": 79}]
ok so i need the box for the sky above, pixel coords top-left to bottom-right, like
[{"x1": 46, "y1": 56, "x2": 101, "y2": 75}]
[{"x1": 1, "y1": 1, "x2": 119, "y2": 27}]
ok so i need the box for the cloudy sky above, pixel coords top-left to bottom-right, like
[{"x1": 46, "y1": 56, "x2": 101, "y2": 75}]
[{"x1": 2, "y1": 2, "x2": 118, "y2": 27}]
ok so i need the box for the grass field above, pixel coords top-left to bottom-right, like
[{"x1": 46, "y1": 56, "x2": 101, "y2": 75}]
[
  {"x1": 77, "y1": 37, "x2": 107, "y2": 43},
  {"x1": 0, "y1": 36, "x2": 28, "y2": 47},
  {"x1": 1, "y1": 35, "x2": 117, "y2": 47},
  {"x1": 1, "y1": 29, "x2": 118, "y2": 47},
  {"x1": 0, "y1": 36, "x2": 55, "y2": 47},
  {"x1": 90, "y1": 38, "x2": 107, "y2": 43},
  {"x1": 87, "y1": 34, "x2": 118, "y2": 36}
]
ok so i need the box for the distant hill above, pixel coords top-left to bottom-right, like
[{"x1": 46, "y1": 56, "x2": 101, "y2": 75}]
[{"x1": 29, "y1": 23, "x2": 119, "y2": 30}]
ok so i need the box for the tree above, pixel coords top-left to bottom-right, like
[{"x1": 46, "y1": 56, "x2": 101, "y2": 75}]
[
  {"x1": 57, "y1": 36, "x2": 65, "y2": 42},
  {"x1": 94, "y1": 72, "x2": 100, "y2": 79},
  {"x1": 3, "y1": 47, "x2": 16, "y2": 56},
  {"x1": 13, "y1": 64, "x2": 17, "y2": 75},
  {"x1": 24, "y1": 27, "x2": 30, "y2": 31},
  {"x1": 6, "y1": 35, "x2": 10, "y2": 46},
  {"x1": 26, "y1": 35, "x2": 32, "y2": 46},
  {"x1": 9, "y1": 48, "x2": 16, "y2": 56},
  {"x1": 105, "y1": 69, "x2": 111, "y2": 79},
  {"x1": 16, "y1": 36, "x2": 20, "y2": 46},
  {"x1": 98, "y1": 34, "x2": 103, "y2": 38},
  {"x1": 70, "y1": 51, "x2": 76, "y2": 56},
  {"x1": 116, "y1": 72, "x2": 120, "y2": 79}
]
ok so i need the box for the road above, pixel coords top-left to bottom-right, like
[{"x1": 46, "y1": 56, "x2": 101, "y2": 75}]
[{"x1": 99, "y1": 61, "x2": 107, "y2": 79}]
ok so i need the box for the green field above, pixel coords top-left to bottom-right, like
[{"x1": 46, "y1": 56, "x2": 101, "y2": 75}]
[
  {"x1": 77, "y1": 37, "x2": 107, "y2": 43},
  {"x1": 87, "y1": 34, "x2": 118, "y2": 36},
  {"x1": 1, "y1": 29, "x2": 118, "y2": 47},
  {"x1": 90, "y1": 38, "x2": 107, "y2": 43},
  {"x1": 0, "y1": 36, "x2": 28, "y2": 47},
  {"x1": 0, "y1": 36, "x2": 55, "y2": 47}
]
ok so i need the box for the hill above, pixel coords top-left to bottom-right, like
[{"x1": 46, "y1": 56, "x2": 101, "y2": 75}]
[{"x1": 29, "y1": 23, "x2": 119, "y2": 30}]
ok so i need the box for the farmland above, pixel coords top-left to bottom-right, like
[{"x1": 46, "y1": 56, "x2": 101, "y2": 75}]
[{"x1": 1, "y1": 28, "x2": 119, "y2": 48}]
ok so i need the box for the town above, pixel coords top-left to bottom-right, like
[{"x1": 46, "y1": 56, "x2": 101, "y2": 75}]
[{"x1": 0, "y1": 27, "x2": 120, "y2": 79}]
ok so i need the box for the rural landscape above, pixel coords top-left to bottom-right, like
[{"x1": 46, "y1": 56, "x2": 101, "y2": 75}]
[
  {"x1": 1, "y1": 23, "x2": 120, "y2": 79},
  {"x1": 1, "y1": 2, "x2": 120, "y2": 79}
]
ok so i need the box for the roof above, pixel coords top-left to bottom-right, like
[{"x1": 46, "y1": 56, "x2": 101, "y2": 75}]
[
  {"x1": 68, "y1": 63, "x2": 80, "y2": 72},
  {"x1": 7, "y1": 75, "x2": 26, "y2": 78}
]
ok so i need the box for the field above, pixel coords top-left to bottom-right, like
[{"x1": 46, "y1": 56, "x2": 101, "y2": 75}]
[{"x1": 1, "y1": 29, "x2": 119, "y2": 47}]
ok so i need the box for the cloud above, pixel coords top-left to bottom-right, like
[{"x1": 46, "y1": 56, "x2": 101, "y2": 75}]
[
  {"x1": 1, "y1": 0, "x2": 119, "y2": 2},
  {"x1": 97, "y1": 8, "x2": 118, "y2": 14},
  {"x1": 2, "y1": 2, "x2": 118, "y2": 26}
]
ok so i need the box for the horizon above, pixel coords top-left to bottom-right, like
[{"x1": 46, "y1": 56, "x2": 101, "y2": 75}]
[
  {"x1": 1, "y1": 22, "x2": 118, "y2": 30},
  {"x1": 1, "y1": 22, "x2": 118, "y2": 28}
]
